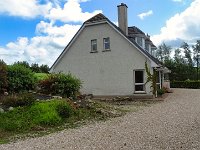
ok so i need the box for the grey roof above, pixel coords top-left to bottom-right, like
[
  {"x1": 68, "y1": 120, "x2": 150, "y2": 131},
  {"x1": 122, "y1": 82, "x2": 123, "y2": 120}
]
[
  {"x1": 128, "y1": 26, "x2": 145, "y2": 35},
  {"x1": 85, "y1": 13, "x2": 107, "y2": 24}
]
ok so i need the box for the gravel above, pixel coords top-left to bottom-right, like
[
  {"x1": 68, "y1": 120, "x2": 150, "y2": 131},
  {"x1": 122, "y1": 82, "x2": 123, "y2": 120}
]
[{"x1": 1, "y1": 88, "x2": 200, "y2": 150}]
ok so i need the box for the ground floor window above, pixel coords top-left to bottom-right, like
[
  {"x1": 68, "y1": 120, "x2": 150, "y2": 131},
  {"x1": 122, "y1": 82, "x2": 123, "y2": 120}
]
[
  {"x1": 134, "y1": 70, "x2": 145, "y2": 93},
  {"x1": 156, "y1": 71, "x2": 161, "y2": 89}
]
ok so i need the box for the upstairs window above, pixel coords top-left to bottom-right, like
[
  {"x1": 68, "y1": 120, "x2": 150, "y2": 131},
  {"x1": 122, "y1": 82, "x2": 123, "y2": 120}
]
[
  {"x1": 91, "y1": 39, "x2": 97, "y2": 52},
  {"x1": 103, "y1": 37, "x2": 110, "y2": 50},
  {"x1": 136, "y1": 37, "x2": 143, "y2": 47},
  {"x1": 145, "y1": 43, "x2": 150, "y2": 52}
]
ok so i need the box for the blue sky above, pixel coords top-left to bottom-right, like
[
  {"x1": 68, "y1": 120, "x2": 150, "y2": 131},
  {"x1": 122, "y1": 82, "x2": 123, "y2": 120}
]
[{"x1": 0, "y1": 0, "x2": 199, "y2": 65}]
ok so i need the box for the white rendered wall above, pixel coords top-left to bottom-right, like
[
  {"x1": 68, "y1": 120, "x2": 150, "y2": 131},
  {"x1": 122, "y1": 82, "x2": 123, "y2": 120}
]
[{"x1": 51, "y1": 23, "x2": 153, "y2": 95}]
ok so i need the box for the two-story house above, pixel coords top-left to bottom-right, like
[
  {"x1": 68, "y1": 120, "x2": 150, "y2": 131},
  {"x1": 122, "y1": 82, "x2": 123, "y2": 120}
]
[{"x1": 50, "y1": 3, "x2": 170, "y2": 97}]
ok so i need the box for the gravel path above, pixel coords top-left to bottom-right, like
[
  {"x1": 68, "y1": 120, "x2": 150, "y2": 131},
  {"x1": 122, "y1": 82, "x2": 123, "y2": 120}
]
[{"x1": 1, "y1": 88, "x2": 200, "y2": 150}]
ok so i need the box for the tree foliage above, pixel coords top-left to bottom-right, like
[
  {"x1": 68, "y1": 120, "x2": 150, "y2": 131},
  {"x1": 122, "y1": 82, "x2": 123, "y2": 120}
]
[
  {"x1": 156, "y1": 43, "x2": 171, "y2": 63},
  {"x1": 156, "y1": 40, "x2": 200, "y2": 81},
  {"x1": 0, "y1": 60, "x2": 7, "y2": 94},
  {"x1": 145, "y1": 61, "x2": 157, "y2": 96},
  {"x1": 7, "y1": 64, "x2": 37, "y2": 93}
]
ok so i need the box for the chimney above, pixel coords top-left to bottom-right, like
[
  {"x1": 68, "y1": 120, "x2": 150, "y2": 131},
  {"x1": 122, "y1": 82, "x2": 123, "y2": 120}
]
[{"x1": 117, "y1": 3, "x2": 128, "y2": 35}]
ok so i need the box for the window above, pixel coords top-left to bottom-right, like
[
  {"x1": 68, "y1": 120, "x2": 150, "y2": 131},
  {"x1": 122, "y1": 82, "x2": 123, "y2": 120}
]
[
  {"x1": 136, "y1": 37, "x2": 143, "y2": 47},
  {"x1": 156, "y1": 71, "x2": 161, "y2": 89},
  {"x1": 103, "y1": 37, "x2": 110, "y2": 50},
  {"x1": 134, "y1": 70, "x2": 145, "y2": 92},
  {"x1": 145, "y1": 43, "x2": 150, "y2": 52},
  {"x1": 91, "y1": 39, "x2": 97, "y2": 52}
]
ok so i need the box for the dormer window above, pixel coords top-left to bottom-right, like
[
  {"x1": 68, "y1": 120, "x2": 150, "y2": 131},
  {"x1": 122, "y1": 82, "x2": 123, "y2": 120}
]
[
  {"x1": 136, "y1": 37, "x2": 143, "y2": 47},
  {"x1": 145, "y1": 43, "x2": 150, "y2": 53},
  {"x1": 103, "y1": 37, "x2": 110, "y2": 50},
  {"x1": 91, "y1": 39, "x2": 97, "y2": 52}
]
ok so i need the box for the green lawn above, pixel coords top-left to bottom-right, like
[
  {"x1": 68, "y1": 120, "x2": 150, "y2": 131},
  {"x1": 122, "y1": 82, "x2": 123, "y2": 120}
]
[{"x1": 34, "y1": 73, "x2": 48, "y2": 81}]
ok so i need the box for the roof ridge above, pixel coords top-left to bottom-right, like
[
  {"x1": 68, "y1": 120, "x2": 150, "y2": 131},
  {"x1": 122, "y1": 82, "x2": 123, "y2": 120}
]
[{"x1": 85, "y1": 13, "x2": 108, "y2": 24}]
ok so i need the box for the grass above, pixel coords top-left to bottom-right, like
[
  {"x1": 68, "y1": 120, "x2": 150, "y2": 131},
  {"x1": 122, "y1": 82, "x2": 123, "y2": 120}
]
[
  {"x1": 0, "y1": 99, "x2": 160, "y2": 144},
  {"x1": 34, "y1": 73, "x2": 48, "y2": 81},
  {"x1": 0, "y1": 99, "x2": 106, "y2": 143}
]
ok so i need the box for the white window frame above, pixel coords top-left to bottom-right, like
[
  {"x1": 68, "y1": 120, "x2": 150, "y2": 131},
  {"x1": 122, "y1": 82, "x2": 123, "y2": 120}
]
[
  {"x1": 156, "y1": 71, "x2": 161, "y2": 89},
  {"x1": 134, "y1": 70, "x2": 146, "y2": 93},
  {"x1": 103, "y1": 37, "x2": 110, "y2": 51},
  {"x1": 91, "y1": 39, "x2": 97, "y2": 52},
  {"x1": 136, "y1": 37, "x2": 143, "y2": 47}
]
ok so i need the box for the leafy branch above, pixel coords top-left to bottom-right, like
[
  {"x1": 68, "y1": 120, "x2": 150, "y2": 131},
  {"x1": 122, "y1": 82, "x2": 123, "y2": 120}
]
[{"x1": 145, "y1": 61, "x2": 157, "y2": 97}]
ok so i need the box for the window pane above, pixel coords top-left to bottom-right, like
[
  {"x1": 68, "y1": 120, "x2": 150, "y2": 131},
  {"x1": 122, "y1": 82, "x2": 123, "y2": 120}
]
[
  {"x1": 105, "y1": 43, "x2": 110, "y2": 50},
  {"x1": 104, "y1": 37, "x2": 110, "y2": 50},
  {"x1": 136, "y1": 37, "x2": 142, "y2": 47},
  {"x1": 135, "y1": 71, "x2": 143, "y2": 83},
  {"x1": 156, "y1": 71, "x2": 160, "y2": 83},
  {"x1": 91, "y1": 39, "x2": 97, "y2": 51},
  {"x1": 135, "y1": 85, "x2": 144, "y2": 91}
]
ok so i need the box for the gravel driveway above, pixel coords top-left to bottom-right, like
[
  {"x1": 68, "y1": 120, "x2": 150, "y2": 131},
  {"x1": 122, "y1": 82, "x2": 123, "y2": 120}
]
[{"x1": 1, "y1": 88, "x2": 200, "y2": 150}]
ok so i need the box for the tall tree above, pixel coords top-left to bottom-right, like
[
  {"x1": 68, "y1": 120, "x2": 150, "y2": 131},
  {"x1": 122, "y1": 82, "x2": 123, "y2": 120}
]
[
  {"x1": 192, "y1": 40, "x2": 200, "y2": 65},
  {"x1": 14, "y1": 61, "x2": 30, "y2": 68},
  {"x1": 155, "y1": 43, "x2": 171, "y2": 62},
  {"x1": 181, "y1": 42, "x2": 193, "y2": 66},
  {"x1": 40, "y1": 64, "x2": 49, "y2": 73},
  {"x1": 174, "y1": 48, "x2": 184, "y2": 64},
  {"x1": 31, "y1": 63, "x2": 40, "y2": 73}
]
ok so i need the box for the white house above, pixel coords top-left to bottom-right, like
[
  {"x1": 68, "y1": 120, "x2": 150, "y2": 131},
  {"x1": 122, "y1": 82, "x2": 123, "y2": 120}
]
[{"x1": 50, "y1": 3, "x2": 170, "y2": 97}]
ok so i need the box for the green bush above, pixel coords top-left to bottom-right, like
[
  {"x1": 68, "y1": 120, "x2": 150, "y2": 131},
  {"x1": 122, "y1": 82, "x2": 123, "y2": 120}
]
[
  {"x1": 56, "y1": 102, "x2": 74, "y2": 118},
  {"x1": 2, "y1": 93, "x2": 36, "y2": 107},
  {"x1": 7, "y1": 64, "x2": 37, "y2": 93},
  {"x1": 171, "y1": 80, "x2": 200, "y2": 89},
  {"x1": 38, "y1": 73, "x2": 82, "y2": 98},
  {"x1": 157, "y1": 88, "x2": 165, "y2": 95},
  {"x1": 0, "y1": 60, "x2": 7, "y2": 94}
]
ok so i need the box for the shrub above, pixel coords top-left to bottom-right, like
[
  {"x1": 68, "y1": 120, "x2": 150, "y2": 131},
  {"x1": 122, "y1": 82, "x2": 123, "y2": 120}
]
[
  {"x1": 157, "y1": 88, "x2": 165, "y2": 95},
  {"x1": 38, "y1": 73, "x2": 82, "y2": 98},
  {"x1": 0, "y1": 60, "x2": 7, "y2": 94},
  {"x1": 2, "y1": 93, "x2": 36, "y2": 107},
  {"x1": 56, "y1": 102, "x2": 74, "y2": 118},
  {"x1": 171, "y1": 80, "x2": 200, "y2": 89},
  {"x1": 7, "y1": 64, "x2": 37, "y2": 93}
]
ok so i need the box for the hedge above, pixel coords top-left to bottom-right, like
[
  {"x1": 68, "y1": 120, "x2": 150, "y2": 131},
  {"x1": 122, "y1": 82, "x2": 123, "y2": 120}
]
[{"x1": 171, "y1": 81, "x2": 200, "y2": 89}]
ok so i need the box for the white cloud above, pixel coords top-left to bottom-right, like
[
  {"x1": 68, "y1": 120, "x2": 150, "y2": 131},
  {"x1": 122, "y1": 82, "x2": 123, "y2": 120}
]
[
  {"x1": 45, "y1": 0, "x2": 102, "y2": 23},
  {"x1": 0, "y1": 22, "x2": 81, "y2": 65},
  {"x1": 0, "y1": 0, "x2": 103, "y2": 65},
  {"x1": 138, "y1": 10, "x2": 153, "y2": 20},
  {"x1": 0, "y1": 0, "x2": 102, "y2": 23},
  {"x1": 0, "y1": 0, "x2": 52, "y2": 18},
  {"x1": 152, "y1": 0, "x2": 200, "y2": 46},
  {"x1": 172, "y1": 0, "x2": 183, "y2": 2}
]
